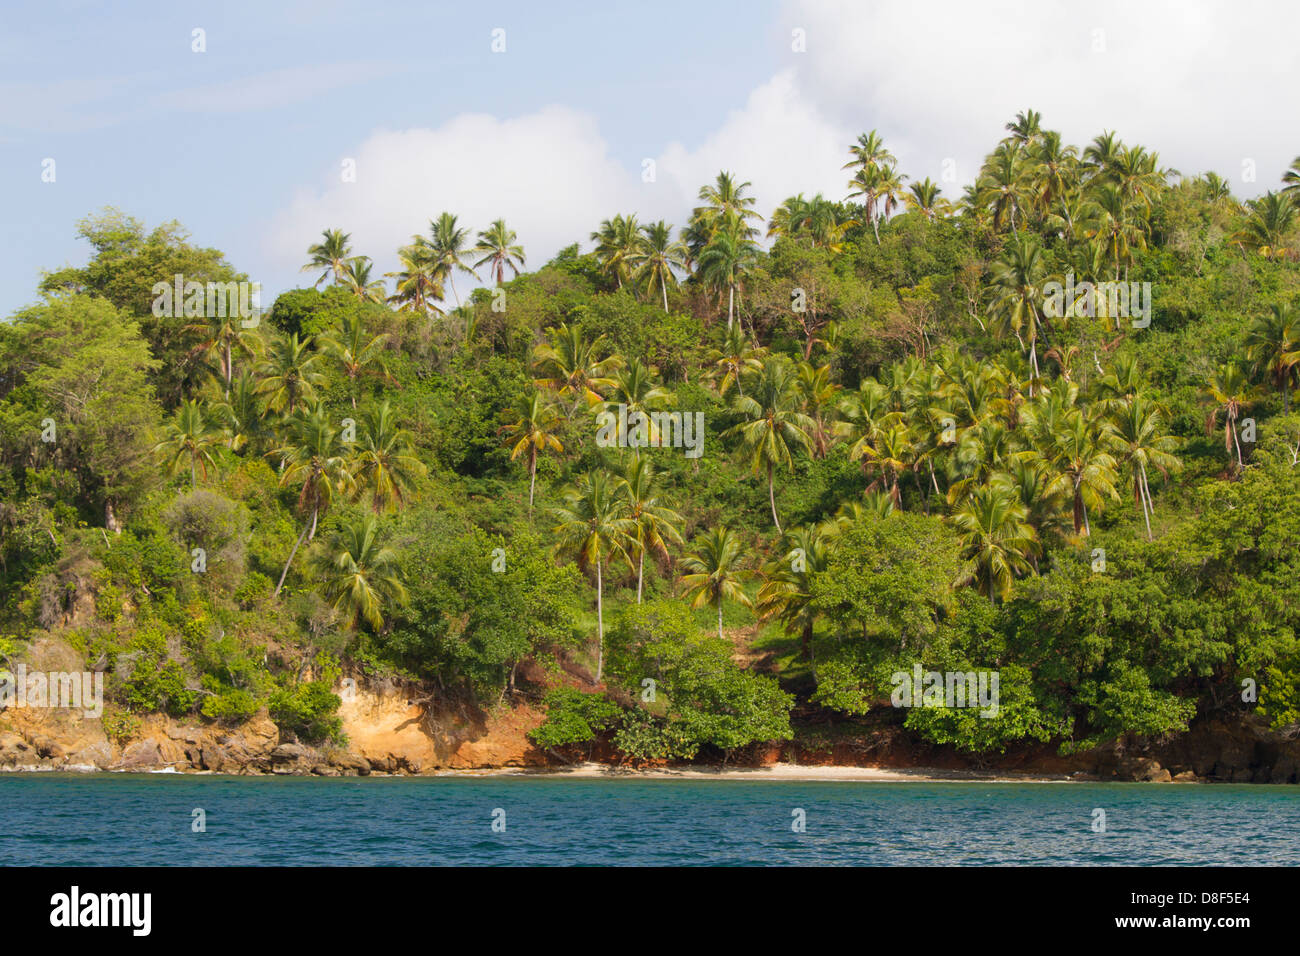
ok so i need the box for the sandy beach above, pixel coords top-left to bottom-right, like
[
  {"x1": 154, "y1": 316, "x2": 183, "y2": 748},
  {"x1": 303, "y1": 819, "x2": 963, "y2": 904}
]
[{"x1": 428, "y1": 762, "x2": 1082, "y2": 783}]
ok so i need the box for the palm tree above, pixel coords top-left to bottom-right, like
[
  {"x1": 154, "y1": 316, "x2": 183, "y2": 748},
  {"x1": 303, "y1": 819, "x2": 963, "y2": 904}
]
[
  {"x1": 1086, "y1": 184, "x2": 1147, "y2": 282},
  {"x1": 310, "y1": 514, "x2": 406, "y2": 632},
  {"x1": 590, "y1": 213, "x2": 643, "y2": 289},
  {"x1": 210, "y1": 368, "x2": 268, "y2": 453},
  {"x1": 976, "y1": 143, "x2": 1031, "y2": 231},
  {"x1": 905, "y1": 178, "x2": 950, "y2": 221},
  {"x1": 301, "y1": 228, "x2": 352, "y2": 287},
  {"x1": 726, "y1": 358, "x2": 814, "y2": 532},
  {"x1": 1245, "y1": 302, "x2": 1300, "y2": 412},
  {"x1": 758, "y1": 524, "x2": 833, "y2": 668},
  {"x1": 1235, "y1": 192, "x2": 1297, "y2": 261},
  {"x1": 185, "y1": 308, "x2": 262, "y2": 397},
  {"x1": 697, "y1": 212, "x2": 758, "y2": 327},
  {"x1": 427, "y1": 212, "x2": 479, "y2": 308},
  {"x1": 603, "y1": 358, "x2": 672, "y2": 446},
  {"x1": 1282, "y1": 157, "x2": 1300, "y2": 198},
  {"x1": 474, "y1": 219, "x2": 526, "y2": 285},
  {"x1": 353, "y1": 401, "x2": 426, "y2": 514},
  {"x1": 679, "y1": 526, "x2": 754, "y2": 640},
  {"x1": 618, "y1": 455, "x2": 684, "y2": 603},
  {"x1": 707, "y1": 322, "x2": 765, "y2": 398},
  {"x1": 844, "y1": 130, "x2": 896, "y2": 174},
  {"x1": 693, "y1": 171, "x2": 762, "y2": 240},
  {"x1": 386, "y1": 241, "x2": 445, "y2": 316},
  {"x1": 950, "y1": 485, "x2": 1038, "y2": 602},
  {"x1": 154, "y1": 399, "x2": 222, "y2": 488},
  {"x1": 270, "y1": 403, "x2": 355, "y2": 596},
  {"x1": 257, "y1": 333, "x2": 325, "y2": 415},
  {"x1": 1107, "y1": 394, "x2": 1180, "y2": 540},
  {"x1": 1203, "y1": 362, "x2": 1256, "y2": 469},
  {"x1": 989, "y1": 232, "x2": 1050, "y2": 389},
  {"x1": 318, "y1": 314, "x2": 391, "y2": 408},
  {"x1": 636, "y1": 220, "x2": 685, "y2": 310},
  {"x1": 532, "y1": 322, "x2": 623, "y2": 413},
  {"x1": 501, "y1": 390, "x2": 564, "y2": 521},
  {"x1": 551, "y1": 469, "x2": 635, "y2": 684},
  {"x1": 340, "y1": 257, "x2": 386, "y2": 304},
  {"x1": 1045, "y1": 411, "x2": 1120, "y2": 536},
  {"x1": 797, "y1": 361, "x2": 841, "y2": 458},
  {"x1": 1004, "y1": 109, "x2": 1043, "y2": 147}
]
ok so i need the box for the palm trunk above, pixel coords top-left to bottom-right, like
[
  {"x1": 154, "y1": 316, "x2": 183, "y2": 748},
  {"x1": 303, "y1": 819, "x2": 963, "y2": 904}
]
[
  {"x1": 636, "y1": 548, "x2": 645, "y2": 604},
  {"x1": 594, "y1": 560, "x2": 604, "y2": 685},
  {"x1": 727, "y1": 285, "x2": 735, "y2": 328},
  {"x1": 527, "y1": 451, "x2": 537, "y2": 523},
  {"x1": 275, "y1": 510, "x2": 314, "y2": 597},
  {"x1": 661, "y1": 276, "x2": 669, "y2": 312},
  {"x1": 768, "y1": 460, "x2": 782, "y2": 533},
  {"x1": 1138, "y1": 461, "x2": 1153, "y2": 541}
]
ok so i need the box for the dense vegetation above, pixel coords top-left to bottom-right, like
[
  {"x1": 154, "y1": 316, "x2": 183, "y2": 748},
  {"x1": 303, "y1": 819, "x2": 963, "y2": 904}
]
[{"x1": 3, "y1": 110, "x2": 1299, "y2": 762}]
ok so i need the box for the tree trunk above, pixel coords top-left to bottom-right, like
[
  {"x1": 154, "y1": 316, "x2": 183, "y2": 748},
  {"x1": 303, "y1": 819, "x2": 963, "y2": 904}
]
[
  {"x1": 636, "y1": 548, "x2": 645, "y2": 604},
  {"x1": 275, "y1": 511, "x2": 313, "y2": 597},
  {"x1": 1138, "y1": 461, "x2": 1153, "y2": 541},
  {"x1": 768, "y1": 460, "x2": 782, "y2": 533},
  {"x1": 717, "y1": 597, "x2": 724, "y2": 640},
  {"x1": 594, "y1": 560, "x2": 604, "y2": 685},
  {"x1": 727, "y1": 285, "x2": 735, "y2": 328},
  {"x1": 527, "y1": 452, "x2": 537, "y2": 523},
  {"x1": 661, "y1": 276, "x2": 669, "y2": 312}
]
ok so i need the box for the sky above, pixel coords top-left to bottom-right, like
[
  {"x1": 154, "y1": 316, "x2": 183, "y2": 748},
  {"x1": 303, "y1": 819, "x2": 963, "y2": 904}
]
[{"x1": 3, "y1": 0, "x2": 1299, "y2": 317}]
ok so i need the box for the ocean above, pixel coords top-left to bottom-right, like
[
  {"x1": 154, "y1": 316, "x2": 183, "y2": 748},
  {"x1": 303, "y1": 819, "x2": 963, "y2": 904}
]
[{"x1": 2, "y1": 773, "x2": 1296, "y2": 866}]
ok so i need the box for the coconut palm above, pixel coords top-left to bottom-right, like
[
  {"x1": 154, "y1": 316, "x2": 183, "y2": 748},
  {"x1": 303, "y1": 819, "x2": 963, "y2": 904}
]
[
  {"x1": 976, "y1": 143, "x2": 1031, "y2": 231},
  {"x1": 185, "y1": 308, "x2": 262, "y2": 396},
  {"x1": 905, "y1": 178, "x2": 950, "y2": 221},
  {"x1": 270, "y1": 403, "x2": 356, "y2": 596},
  {"x1": 697, "y1": 211, "x2": 758, "y2": 327},
  {"x1": 318, "y1": 314, "x2": 391, "y2": 409},
  {"x1": 501, "y1": 390, "x2": 564, "y2": 521},
  {"x1": 1086, "y1": 184, "x2": 1147, "y2": 282},
  {"x1": 843, "y1": 130, "x2": 896, "y2": 175},
  {"x1": 1235, "y1": 192, "x2": 1297, "y2": 261},
  {"x1": 590, "y1": 213, "x2": 643, "y2": 290},
  {"x1": 707, "y1": 322, "x2": 765, "y2": 398},
  {"x1": 617, "y1": 455, "x2": 684, "y2": 603},
  {"x1": 989, "y1": 231, "x2": 1050, "y2": 388},
  {"x1": 1107, "y1": 394, "x2": 1181, "y2": 540},
  {"x1": 1044, "y1": 411, "x2": 1120, "y2": 536},
  {"x1": 474, "y1": 219, "x2": 526, "y2": 285},
  {"x1": 301, "y1": 228, "x2": 352, "y2": 287},
  {"x1": 532, "y1": 322, "x2": 623, "y2": 413},
  {"x1": 551, "y1": 469, "x2": 635, "y2": 684},
  {"x1": 950, "y1": 485, "x2": 1038, "y2": 602},
  {"x1": 797, "y1": 361, "x2": 841, "y2": 459},
  {"x1": 603, "y1": 358, "x2": 672, "y2": 446},
  {"x1": 1203, "y1": 362, "x2": 1256, "y2": 469},
  {"x1": 1245, "y1": 302, "x2": 1300, "y2": 412},
  {"x1": 257, "y1": 333, "x2": 325, "y2": 415},
  {"x1": 678, "y1": 526, "x2": 754, "y2": 640},
  {"x1": 427, "y1": 212, "x2": 479, "y2": 308},
  {"x1": 154, "y1": 399, "x2": 222, "y2": 488},
  {"x1": 353, "y1": 401, "x2": 426, "y2": 514},
  {"x1": 310, "y1": 514, "x2": 406, "y2": 632},
  {"x1": 693, "y1": 171, "x2": 762, "y2": 241},
  {"x1": 386, "y1": 241, "x2": 445, "y2": 316},
  {"x1": 210, "y1": 368, "x2": 268, "y2": 453},
  {"x1": 725, "y1": 358, "x2": 814, "y2": 533},
  {"x1": 757, "y1": 524, "x2": 833, "y2": 668},
  {"x1": 635, "y1": 220, "x2": 686, "y2": 310},
  {"x1": 340, "y1": 257, "x2": 386, "y2": 304}
]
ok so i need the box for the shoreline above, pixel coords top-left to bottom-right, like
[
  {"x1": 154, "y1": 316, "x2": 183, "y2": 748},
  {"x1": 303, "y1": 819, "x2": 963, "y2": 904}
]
[{"x1": 1, "y1": 761, "x2": 1094, "y2": 783}]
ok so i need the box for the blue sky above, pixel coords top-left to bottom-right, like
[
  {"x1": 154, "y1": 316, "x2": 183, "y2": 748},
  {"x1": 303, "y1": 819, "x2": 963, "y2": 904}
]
[{"x1": 4, "y1": 0, "x2": 1298, "y2": 317}]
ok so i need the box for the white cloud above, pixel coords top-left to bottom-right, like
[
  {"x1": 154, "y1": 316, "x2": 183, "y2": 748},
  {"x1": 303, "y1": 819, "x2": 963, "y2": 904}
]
[{"x1": 783, "y1": 0, "x2": 1300, "y2": 193}]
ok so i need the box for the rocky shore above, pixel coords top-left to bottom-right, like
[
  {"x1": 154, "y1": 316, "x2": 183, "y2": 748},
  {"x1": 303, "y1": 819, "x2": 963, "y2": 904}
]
[{"x1": 3, "y1": 680, "x2": 1298, "y2": 783}]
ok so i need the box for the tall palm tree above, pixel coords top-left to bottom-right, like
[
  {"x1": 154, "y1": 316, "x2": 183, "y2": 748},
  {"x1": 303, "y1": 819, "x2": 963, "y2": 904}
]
[
  {"x1": 270, "y1": 403, "x2": 356, "y2": 596},
  {"x1": 154, "y1": 399, "x2": 222, "y2": 488},
  {"x1": 301, "y1": 228, "x2": 352, "y2": 287},
  {"x1": 976, "y1": 143, "x2": 1031, "y2": 231},
  {"x1": 1203, "y1": 362, "x2": 1256, "y2": 469},
  {"x1": 697, "y1": 212, "x2": 758, "y2": 327},
  {"x1": 726, "y1": 358, "x2": 814, "y2": 533},
  {"x1": 386, "y1": 241, "x2": 445, "y2": 316},
  {"x1": 950, "y1": 485, "x2": 1038, "y2": 602},
  {"x1": 353, "y1": 401, "x2": 426, "y2": 514},
  {"x1": 1107, "y1": 394, "x2": 1180, "y2": 540},
  {"x1": 257, "y1": 333, "x2": 325, "y2": 415},
  {"x1": 707, "y1": 322, "x2": 765, "y2": 398},
  {"x1": 340, "y1": 257, "x2": 386, "y2": 304},
  {"x1": 1245, "y1": 302, "x2": 1300, "y2": 412},
  {"x1": 618, "y1": 455, "x2": 684, "y2": 603},
  {"x1": 1235, "y1": 192, "x2": 1297, "y2": 261},
  {"x1": 501, "y1": 390, "x2": 564, "y2": 521},
  {"x1": 427, "y1": 212, "x2": 479, "y2": 308},
  {"x1": 185, "y1": 308, "x2": 262, "y2": 397},
  {"x1": 1086, "y1": 184, "x2": 1147, "y2": 282},
  {"x1": 1045, "y1": 411, "x2": 1120, "y2": 536},
  {"x1": 474, "y1": 219, "x2": 526, "y2": 285},
  {"x1": 693, "y1": 171, "x2": 762, "y2": 241},
  {"x1": 679, "y1": 526, "x2": 754, "y2": 640},
  {"x1": 905, "y1": 178, "x2": 950, "y2": 221},
  {"x1": 210, "y1": 368, "x2": 268, "y2": 453},
  {"x1": 758, "y1": 524, "x2": 833, "y2": 668},
  {"x1": 635, "y1": 220, "x2": 685, "y2": 310},
  {"x1": 797, "y1": 361, "x2": 841, "y2": 459},
  {"x1": 318, "y1": 315, "x2": 391, "y2": 409},
  {"x1": 310, "y1": 514, "x2": 406, "y2": 632},
  {"x1": 989, "y1": 232, "x2": 1050, "y2": 389},
  {"x1": 532, "y1": 322, "x2": 623, "y2": 413},
  {"x1": 590, "y1": 213, "x2": 643, "y2": 289},
  {"x1": 551, "y1": 470, "x2": 635, "y2": 684},
  {"x1": 603, "y1": 358, "x2": 672, "y2": 446}
]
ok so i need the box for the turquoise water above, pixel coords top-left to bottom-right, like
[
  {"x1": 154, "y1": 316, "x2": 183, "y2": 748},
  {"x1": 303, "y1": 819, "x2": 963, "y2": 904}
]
[{"x1": 1, "y1": 774, "x2": 1296, "y2": 865}]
